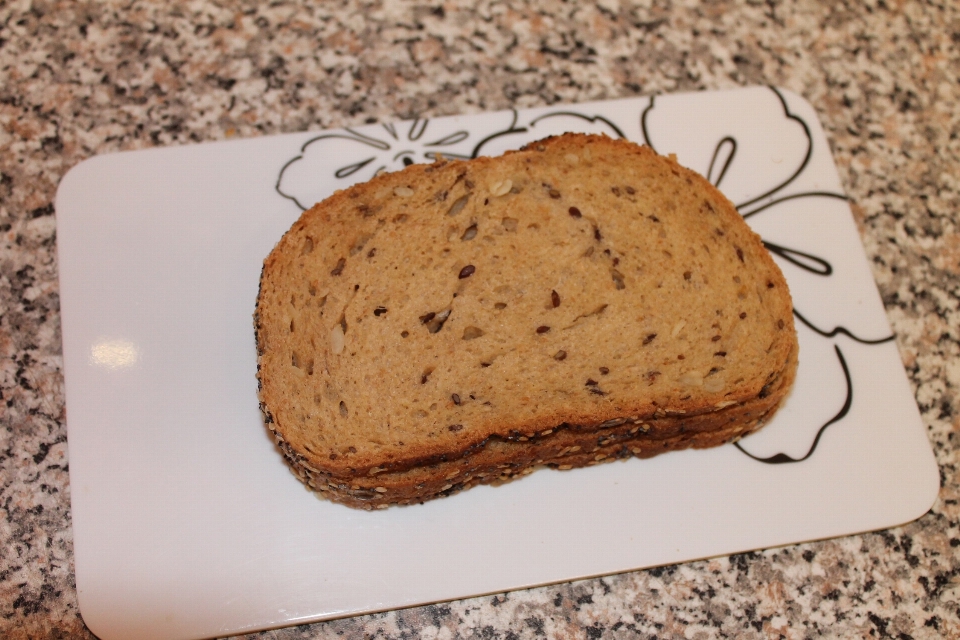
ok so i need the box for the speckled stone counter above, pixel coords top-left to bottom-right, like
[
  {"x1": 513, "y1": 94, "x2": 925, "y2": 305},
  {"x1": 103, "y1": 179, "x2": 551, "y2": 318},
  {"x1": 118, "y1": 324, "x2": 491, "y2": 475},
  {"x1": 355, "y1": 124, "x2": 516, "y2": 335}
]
[{"x1": 1, "y1": 1, "x2": 958, "y2": 638}]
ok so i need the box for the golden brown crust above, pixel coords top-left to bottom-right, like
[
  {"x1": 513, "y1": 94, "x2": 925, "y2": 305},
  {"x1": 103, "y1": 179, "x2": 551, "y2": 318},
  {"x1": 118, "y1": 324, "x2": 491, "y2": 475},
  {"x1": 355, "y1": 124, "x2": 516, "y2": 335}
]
[
  {"x1": 255, "y1": 133, "x2": 798, "y2": 507},
  {"x1": 282, "y1": 393, "x2": 786, "y2": 509}
]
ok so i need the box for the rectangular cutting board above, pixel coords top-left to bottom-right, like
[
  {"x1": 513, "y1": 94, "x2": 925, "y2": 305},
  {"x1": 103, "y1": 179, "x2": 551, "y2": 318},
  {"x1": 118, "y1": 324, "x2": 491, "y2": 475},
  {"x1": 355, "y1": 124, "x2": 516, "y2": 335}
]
[{"x1": 56, "y1": 86, "x2": 938, "y2": 640}]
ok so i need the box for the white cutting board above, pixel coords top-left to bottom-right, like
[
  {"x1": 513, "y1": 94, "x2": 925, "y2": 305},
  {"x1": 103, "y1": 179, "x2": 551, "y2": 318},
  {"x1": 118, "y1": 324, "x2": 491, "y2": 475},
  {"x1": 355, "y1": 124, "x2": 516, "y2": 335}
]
[{"x1": 56, "y1": 86, "x2": 938, "y2": 640}]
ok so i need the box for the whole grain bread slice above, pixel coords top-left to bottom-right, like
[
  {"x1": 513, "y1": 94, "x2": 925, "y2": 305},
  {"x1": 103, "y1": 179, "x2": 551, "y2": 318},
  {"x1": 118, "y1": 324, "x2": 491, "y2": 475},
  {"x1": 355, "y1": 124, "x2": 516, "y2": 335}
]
[{"x1": 255, "y1": 133, "x2": 797, "y2": 508}]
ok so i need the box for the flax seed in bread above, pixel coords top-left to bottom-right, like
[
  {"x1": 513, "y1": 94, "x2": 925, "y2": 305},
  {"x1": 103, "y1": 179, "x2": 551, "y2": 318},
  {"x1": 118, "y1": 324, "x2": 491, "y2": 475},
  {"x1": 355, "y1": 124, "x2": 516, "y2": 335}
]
[{"x1": 255, "y1": 133, "x2": 798, "y2": 509}]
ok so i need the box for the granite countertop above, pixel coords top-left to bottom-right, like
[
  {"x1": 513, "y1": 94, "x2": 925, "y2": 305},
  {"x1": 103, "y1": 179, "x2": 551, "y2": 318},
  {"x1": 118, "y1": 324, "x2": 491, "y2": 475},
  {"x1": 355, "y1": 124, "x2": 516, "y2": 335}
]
[{"x1": 2, "y1": 1, "x2": 958, "y2": 638}]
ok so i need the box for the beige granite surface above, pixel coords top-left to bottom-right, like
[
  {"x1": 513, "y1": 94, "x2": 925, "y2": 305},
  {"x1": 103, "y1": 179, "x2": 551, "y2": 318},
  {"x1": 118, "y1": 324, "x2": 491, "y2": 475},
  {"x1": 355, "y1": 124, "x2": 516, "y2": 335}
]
[{"x1": 1, "y1": 1, "x2": 959, "y2": 638}]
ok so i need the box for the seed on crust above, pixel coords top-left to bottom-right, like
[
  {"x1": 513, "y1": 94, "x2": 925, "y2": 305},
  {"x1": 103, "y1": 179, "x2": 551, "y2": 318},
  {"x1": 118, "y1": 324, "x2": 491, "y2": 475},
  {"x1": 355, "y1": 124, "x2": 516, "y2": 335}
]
[
  {"x1": 330, "y1": 325, "x2": 345, "y2": 354},
  {"x1": 490, "y1": 179, "x2": 513, "y2": 197},
  {"x1": 462, "y1": 326, "x2": 485, "y2": 340}
]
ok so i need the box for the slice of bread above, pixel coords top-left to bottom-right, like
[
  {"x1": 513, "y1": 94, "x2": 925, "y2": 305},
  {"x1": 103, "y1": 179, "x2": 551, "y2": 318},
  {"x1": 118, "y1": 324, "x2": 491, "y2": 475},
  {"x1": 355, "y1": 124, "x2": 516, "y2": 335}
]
[{"x1": 255, "y1": 133, "x2": 798, "y2": 509}]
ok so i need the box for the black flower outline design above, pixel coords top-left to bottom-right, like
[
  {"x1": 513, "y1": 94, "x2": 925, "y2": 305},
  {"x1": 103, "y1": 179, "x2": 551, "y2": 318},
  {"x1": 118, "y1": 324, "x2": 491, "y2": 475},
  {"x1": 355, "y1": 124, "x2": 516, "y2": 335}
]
[
  {"x1": 276, "y1": 119, "x2": 475, "y2": 211},
  {"x1": 643, "y1": 86, "x2": 894, "y2": 464},
  {"x1": 275, "y1": 107, "x2": 631, "y2": 211}
]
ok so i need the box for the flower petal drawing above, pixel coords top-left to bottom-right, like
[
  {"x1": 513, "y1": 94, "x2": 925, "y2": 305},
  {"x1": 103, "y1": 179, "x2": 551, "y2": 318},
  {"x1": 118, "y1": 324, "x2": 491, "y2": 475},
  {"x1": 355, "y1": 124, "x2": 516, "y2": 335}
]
[
  {"x1": 642, "y1": 86, "x2": 812, "y2": 209},
  {"x1": 276, "y1": 131, "x2": 391, "y2": 211},
  {"x1": 706, "y1": 136, "x2": 737, "y2": 187},
  {"x1": 732, "y1": 322, "x2": 851, "y2": 462},
  {"x1": 736, "y1": 344, "x2": 853, "y2": 464},
  {"x1": 792, "y1": 310, "x2": 894, "y2": 346},
  {"x1": 643, "y1": 86, "x2": 894, "y2": 465},
  {"x1": 276, "y1": 118, "x2": 477, "y2": 211},
  {"x1": 762, "y1": 241, "x2": 833, "y2": 276},
  {"x1": 748, "y1": 195, "x2": 894, "y2": 342}
]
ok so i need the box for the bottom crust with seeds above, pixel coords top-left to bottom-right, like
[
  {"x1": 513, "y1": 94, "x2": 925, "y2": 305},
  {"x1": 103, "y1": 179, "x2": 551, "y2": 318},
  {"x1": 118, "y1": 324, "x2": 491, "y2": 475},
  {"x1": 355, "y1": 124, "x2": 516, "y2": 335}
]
[
  {"x1": 284, "y1": 406, "x2": 774, "y2": 510},
  {"x1": 271, "y1": 347, "x2": 795, "y2": 510}
]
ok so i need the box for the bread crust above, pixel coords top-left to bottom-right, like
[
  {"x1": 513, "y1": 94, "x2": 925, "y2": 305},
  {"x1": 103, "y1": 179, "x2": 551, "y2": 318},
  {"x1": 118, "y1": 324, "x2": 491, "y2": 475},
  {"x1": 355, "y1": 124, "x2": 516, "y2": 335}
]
[
  {"x1": 275, "y1": 344, "x2": 796, "y2": 509},
  {"x1": 282, "y1": 382, "x2": 790, "y2": 509},
  {"x1": 255, "y1": 133, "x2": 798, "y2": 508}
]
